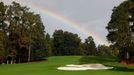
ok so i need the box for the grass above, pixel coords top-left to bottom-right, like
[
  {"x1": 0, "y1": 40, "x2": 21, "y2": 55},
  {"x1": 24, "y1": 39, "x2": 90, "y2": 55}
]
[{"x1": 0, "y1": 56, "x2": 134, "y2": 75}]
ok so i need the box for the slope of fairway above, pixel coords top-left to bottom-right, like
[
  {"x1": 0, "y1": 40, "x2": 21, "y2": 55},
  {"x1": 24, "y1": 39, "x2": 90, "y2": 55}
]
[{"x1": 0, "y1": 56, "x2": 134, "y2": 75}]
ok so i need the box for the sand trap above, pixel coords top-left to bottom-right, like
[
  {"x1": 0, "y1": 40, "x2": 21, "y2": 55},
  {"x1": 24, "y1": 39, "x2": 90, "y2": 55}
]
[{"x1": 57, "y1": 64, "x2": 113, "y2": 70}]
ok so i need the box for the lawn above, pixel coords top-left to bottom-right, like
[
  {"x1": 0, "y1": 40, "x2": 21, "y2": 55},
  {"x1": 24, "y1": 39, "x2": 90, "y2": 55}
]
[{"x1": 0, "y1": 56, "x2": 134, "y2": 75}]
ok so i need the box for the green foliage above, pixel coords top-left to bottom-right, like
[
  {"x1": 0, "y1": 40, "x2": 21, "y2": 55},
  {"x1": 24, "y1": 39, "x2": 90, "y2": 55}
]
[
  {"x1": 53, "y1": 30, "x2": 81, "y2": 55},
  {"x1": 82, "y1": 36, "x2": 97, "y2": 55},
  {"x1": 0, "y1": 1, "x2": 47, "y2": 63},
  {"x1": 106, "y1": 0, "x2": 134, "y2": 61},
  {"x1": 45, "y1": 33, "x2": 53, "y2": 56},
  {"x1": 0, "y1": 2, "x2": 7, "y2": 57},
  {"x1": 97, "y1": 45, "x2": 113, "y2": 56}
]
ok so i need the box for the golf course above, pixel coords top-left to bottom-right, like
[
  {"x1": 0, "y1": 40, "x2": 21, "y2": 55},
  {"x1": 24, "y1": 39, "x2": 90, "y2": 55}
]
[
  {"x1": 0, "y1": 0, "x2": 134, "y2": 75},
  {"x1": 0, "y1": 56, "x2": 134, "y2": 75}
]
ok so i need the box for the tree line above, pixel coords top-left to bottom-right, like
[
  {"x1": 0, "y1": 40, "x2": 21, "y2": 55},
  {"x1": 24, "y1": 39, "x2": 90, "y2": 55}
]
[
  {"x1": 1, "y1": 0, "x2": 134, "y2": 64},
  {"x1": 0, "y1": 2, "x2": 46, "y2": 63},
  {"x1": 0, "y1": 2, "x2": 113, "y2": 64}
]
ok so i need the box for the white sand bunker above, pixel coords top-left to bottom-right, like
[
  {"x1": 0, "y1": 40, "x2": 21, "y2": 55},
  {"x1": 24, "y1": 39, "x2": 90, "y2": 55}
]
[{"x1": 57, "y1": 64, "x2": 113, "y2": 70}]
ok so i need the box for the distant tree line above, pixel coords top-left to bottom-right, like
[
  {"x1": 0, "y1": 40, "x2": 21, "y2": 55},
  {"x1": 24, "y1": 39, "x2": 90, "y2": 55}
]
[{"x1": 52, "y1": 30, "x2": 114, "y2": 56}]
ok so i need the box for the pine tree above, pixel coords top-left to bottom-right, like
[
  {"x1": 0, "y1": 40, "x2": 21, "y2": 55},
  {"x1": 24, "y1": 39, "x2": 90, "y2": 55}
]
[{"x1": 106, "y1": 0, "x2": 134, "y2": 62}]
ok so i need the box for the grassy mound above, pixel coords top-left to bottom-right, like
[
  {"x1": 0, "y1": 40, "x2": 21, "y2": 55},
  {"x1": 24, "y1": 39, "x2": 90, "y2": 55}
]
[{"x1": 0, "y1": 56, "x2": 134, "y2": 75}]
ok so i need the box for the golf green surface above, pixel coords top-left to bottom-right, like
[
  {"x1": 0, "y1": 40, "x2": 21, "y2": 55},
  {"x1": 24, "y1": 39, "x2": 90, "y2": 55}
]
[{"x1": 0, "y1": 56, "x2": 134, "y2": 75}]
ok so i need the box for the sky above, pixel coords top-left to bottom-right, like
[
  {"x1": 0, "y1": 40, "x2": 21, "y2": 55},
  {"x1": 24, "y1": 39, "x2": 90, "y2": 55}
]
[{"x1": 1, "y1": 0, "x2": 124, "y2": 45}]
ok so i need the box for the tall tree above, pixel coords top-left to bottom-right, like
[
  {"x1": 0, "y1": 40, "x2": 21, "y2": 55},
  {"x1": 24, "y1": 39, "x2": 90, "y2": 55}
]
[
  {"x1": 83, "y1": 36, "x2": 96, "y2": 55},
  {"x1": 53, "y1": 30, "x2": 81, "y2": 55},
  {"x1": 106, "y1": 0, "x2": 134, "y2": 62},
  {"x1": 53, "y1": 30, "x2": 64, "y2": 56},
  {"x1": 63, "y1": 31, "x2": 81, "y2": 55},
  {"x1": 0, "y1": 1, "x2": 46, "y2": 63},
  {"x1": 45, "y1": 33, "x2": 53, "y2": 56},
  {"x1": 0, "y1": 2, "x2": 8, "y2": 62}
]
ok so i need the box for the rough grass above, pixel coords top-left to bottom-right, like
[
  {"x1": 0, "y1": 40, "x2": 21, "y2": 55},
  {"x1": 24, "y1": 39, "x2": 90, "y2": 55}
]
[{"x1": 0, "y1": 56, "x2": 134, "y2": 75}]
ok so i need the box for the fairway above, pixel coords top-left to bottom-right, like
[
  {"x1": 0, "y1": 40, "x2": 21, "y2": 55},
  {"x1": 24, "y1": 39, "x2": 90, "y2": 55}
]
[{"x1": 0, "y1": 56, "x2": 134, "y2": 75}]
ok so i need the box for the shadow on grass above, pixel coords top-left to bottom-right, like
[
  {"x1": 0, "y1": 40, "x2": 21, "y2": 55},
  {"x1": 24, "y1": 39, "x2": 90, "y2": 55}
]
[
  {"x1": 79, "y1": 56, "x2": 134, "y2": 72},
  {"x1": 79, "y1": 56, "x2": 117, "y2": 64},
  {"x1": 110, "y1": 65, "x2": 134, "y2": 72}
]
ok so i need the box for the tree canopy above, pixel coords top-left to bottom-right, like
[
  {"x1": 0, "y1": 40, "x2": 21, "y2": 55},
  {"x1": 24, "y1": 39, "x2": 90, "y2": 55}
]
[
  {"x1": 53, "y1": 30, "x2": 81, "y2": 55},
  {"x1": 0, "y1": 2, "x2": 46, "y2": 63},
  {"x1": 82, "y1": 36, "x2": 97, "y2": 55},
  {"x1": 106, "y1": 0, "x2": 134, "y2": 62}
]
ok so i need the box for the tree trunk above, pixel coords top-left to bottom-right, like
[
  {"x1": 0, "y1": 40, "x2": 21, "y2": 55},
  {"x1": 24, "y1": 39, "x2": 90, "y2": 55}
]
[{"x1": 28, "y1": 46, "x2": 31, "y2": 62}]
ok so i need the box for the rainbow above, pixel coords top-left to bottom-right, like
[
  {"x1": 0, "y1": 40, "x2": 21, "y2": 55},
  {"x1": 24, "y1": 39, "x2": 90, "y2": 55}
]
[{"x1": 18, "y1": 0, "x2": 108, "y2": 45}]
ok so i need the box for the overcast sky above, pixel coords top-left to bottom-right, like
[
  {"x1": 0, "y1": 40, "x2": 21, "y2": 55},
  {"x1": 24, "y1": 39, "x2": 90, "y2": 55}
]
[{"x1": 1, "y1": 0, "x2": 124, "y2": 45}]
